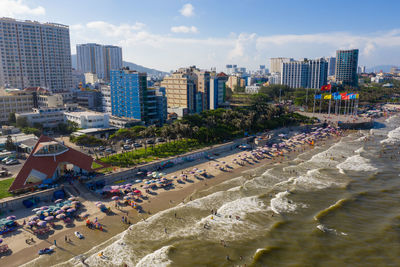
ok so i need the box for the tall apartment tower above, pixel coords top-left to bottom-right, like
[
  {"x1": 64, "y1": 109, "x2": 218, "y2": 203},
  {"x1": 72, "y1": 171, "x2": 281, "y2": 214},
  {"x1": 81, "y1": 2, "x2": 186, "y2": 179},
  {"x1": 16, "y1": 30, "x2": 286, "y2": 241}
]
[
  {"x1": 77, "y1": 43, "x2": 122, "y2": 82},
  {"x1": 270, "y1": 57, "x2": 293, "y2": 73},
  {"x1": 0, "y1": 18, "x2": 72, "y2": 92},
  {"x1": 326, "y1": 57, "x2": 336, "y2": 76},
  {"x1": 335, "y1": 49, "x2": 359, "y2": 87},
  {"x1": 281, "y1": 58, "x2": 328, "y2": 89}
]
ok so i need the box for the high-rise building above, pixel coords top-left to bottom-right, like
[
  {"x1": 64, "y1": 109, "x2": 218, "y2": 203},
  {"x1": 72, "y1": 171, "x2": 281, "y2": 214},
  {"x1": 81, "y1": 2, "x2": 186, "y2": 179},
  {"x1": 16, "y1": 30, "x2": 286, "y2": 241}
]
[
  {"x1": 335, "y1": 49, "x2": 359, "y2": 87},
  {"x1": 76, "y1": 43, "x2": 122, "y2": 82},
  {"x1": 270, "y1": 57, "x2": 293, "y2": 73},
  {"x1": 281, "y1": 58, "x2": 328, "y2": 89},
  {"x1": 192, "y1": 68, "x2": 210, "y2": 112},
  {"x1": 110, "y1": 69, "x2": 147, "y2": 121},
  {"x1": 161, "y1": 67, "x2": 197, "y2": 113},
  {"x1": 100, "y1": 84, "x2": 111, "y2": 114},
  {"x1": 326, "y1": 57, "x2": 336, "y2": 76},
  {"x1": 0, "y1": 18, "x2": 72, "y2": 92},
  {"x1": 209, "y1": 72, "x2": 228, "y2": 110},
  {"x1": 0, "y1": 89, "x2": 34, "y2": 123}
]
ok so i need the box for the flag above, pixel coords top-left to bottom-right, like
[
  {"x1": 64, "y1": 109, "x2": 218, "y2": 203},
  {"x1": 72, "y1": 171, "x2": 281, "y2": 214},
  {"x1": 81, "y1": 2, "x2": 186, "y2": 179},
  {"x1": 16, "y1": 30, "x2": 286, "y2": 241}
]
[
  {"x1": 356, "y1": 94, "x2": 359, "y2": 99},
  {"x1": 324, "y1": 94, "x2": 331, "y2": 100},
  {"x1": 321, "y1": 84, "x2": 332, "y2": 91},
  {"x1": 334, "y1": 94, "x2": 341, "y2": 100},
  {"x1": 315, "y1": 94, "x2": 322, "y2": 100},
  {"x1": 340, "y1": 92, "x2": 347, "y2": 99},
  {"x1": 343, "y1": 94, "x2": 350, "y2": 100}
]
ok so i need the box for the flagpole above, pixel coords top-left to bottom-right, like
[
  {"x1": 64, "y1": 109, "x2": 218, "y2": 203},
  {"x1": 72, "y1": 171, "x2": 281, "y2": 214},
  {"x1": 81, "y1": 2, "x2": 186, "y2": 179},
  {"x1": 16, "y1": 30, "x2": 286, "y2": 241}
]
[
  {"x1": 328, "y1": 86, "x2": 332, "y2": 117},
  {"x1": 312, "y1": 89, "x2": 316, "y2": 117}
]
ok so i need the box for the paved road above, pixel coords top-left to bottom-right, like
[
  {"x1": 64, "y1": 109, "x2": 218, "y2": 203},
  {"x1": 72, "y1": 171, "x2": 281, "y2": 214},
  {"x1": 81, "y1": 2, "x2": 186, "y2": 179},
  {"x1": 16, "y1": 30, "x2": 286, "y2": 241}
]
[{"x1": 0, "y1": 158, "x2": 26, "y2": 179}]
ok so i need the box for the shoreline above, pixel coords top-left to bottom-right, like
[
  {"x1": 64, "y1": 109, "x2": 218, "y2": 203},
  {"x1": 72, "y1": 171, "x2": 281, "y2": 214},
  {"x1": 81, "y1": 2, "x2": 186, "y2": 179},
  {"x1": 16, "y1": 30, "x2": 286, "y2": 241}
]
[{"x1": 1, "y1": 126, "x2": 349, "y2": 267}]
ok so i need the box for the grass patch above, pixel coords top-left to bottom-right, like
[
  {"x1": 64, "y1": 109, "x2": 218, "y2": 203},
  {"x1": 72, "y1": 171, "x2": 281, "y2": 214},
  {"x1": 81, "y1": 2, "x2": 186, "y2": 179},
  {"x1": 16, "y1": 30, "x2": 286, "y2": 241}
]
[
  {"x1": 100, "y1": 139, "x2": 204, "y2": 168},
  {"x1": 0, "y1": 178, "x2": 15, "y2": 199},
  {"x1": 91, "y1": 161, "x2": 103, "y2": 169}
]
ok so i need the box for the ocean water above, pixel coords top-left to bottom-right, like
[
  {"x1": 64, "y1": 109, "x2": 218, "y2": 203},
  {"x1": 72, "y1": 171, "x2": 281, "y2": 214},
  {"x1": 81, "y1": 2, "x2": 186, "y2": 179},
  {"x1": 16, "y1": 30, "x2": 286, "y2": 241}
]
[{"x1": 28, "y1": 116, "x2": 400, "y2": 267}]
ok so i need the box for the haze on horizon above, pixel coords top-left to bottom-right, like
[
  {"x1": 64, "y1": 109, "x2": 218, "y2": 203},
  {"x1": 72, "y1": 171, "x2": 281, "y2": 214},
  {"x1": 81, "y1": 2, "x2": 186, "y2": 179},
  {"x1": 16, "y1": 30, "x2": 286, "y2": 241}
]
[{"x1": 1, "y1": 0, "x2": 399, "y2": 72}]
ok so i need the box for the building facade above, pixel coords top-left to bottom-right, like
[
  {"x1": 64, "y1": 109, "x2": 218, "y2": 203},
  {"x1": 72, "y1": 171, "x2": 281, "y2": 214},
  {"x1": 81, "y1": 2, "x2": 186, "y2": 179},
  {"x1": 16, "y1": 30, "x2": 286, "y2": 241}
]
[
  {"x1": 15, "y1": 107, "x2": 71, "y2": 128},
  {"x1": 335, "y1": 49, "x2": 359, "y2": 87},
  {"x1": 281, "y1": 58, "x2": 328, "y2": 89},
  {"x1": 161, "y1": 68, "x2": 196, "y2": 113},
  {"x1": 64, "y1": 111, "x2": 109, "y2": 129},
  {"x1": 76, "y1": 43, "x2": 122, "y2": 82},
  {"x1": 270, "y1": 57, "x2": 293, "y2": 74},
  {"x1": 110, "y1": 69, "x2": 147, "y2": 120},
  {"x1": 326, "y1": 57, "x2": 336, "y2": 76},
  {"x1": 0, "y1": 89, "x2": 34, "y2": 124},
  {"x1": 146, "y1": 87, "x2": 167, "y2": 125},
  {"x1": 100, "y1": 84, "x2": 111, "y2": 114},
  {"x1": 75, "y1": 90, "x2": 102, "y2": 111},
  {"x1": 0, "y1": 18, "x2": 72, "y2": 92},
  {"x1": 209, "y1": 72, "x2": 228, "y2": 110}
]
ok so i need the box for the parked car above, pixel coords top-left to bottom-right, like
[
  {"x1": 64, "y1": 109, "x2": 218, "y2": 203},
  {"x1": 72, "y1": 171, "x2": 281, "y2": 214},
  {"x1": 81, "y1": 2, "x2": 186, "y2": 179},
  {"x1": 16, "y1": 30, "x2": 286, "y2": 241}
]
[
  {"x1": 122, "y1": 144, "x2": 131, "y2": 150},
  {"x1": 105, "y1": 148, "x2": 115, "y2": 153},
  {"x1": 125, "y1": 139, "x2": 133, "y2": 144},
  {"x1": 2, "y1": 156, "x2": 15, "y2": 164},
  {"x1": 96, "y1": 146, "x2": 105, "y2": 151},
  {"x1": 132, "y1": 143, "x2": 142, "y2": 148},
  {"x1": 74, "y1": 231, "x2": 84, "y2": 239},
  {"x1": 146, "y1": 139, "x2": 154, "y2": 144},
  {"x1": 156, "y1": 138, "x2": 165, "y2": 143},
  {"x1": 5, "y1": 159, "x2": 19, "y2": 165}
]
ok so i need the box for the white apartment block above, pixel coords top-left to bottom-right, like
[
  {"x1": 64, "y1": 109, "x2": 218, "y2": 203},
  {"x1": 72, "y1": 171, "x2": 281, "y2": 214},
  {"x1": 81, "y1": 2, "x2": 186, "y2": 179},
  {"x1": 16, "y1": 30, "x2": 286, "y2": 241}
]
[
  {"x1": 100, "y1": 84, "x2": 111, "y2": 114},
  {"x1": 245, "y1": 85, "x2": 261, "y2": 94},
  {"x1": 77, "y1": 43, "x2": 122, "y2": 82},
  {"x1": 0, "y1": 89, "x2": 34, "y2": 123},
  {"x1": 16, "y1": 107, "x2": 67, "y2": 128},
  {"x1": 0, "y1": 18, "x2": 72, "y2": 92},
  {"x1": 64, "y1": 111, "x2": 109, "y2": 129},
  {"x1": 37, "y1": 94, "x2": 63, "y2": 108},
  {"x1": 270, "y1": 58, "x2": 293, "y2": 74},
  {"x1": 281, "y1": 58, "x2": 328, "y2": 89}
]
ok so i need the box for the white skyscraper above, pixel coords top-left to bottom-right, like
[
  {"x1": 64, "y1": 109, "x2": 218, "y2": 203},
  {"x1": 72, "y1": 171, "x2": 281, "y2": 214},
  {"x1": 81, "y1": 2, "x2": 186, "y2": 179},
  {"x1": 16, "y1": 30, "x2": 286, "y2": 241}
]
[
  {"x1": 0, "y1": 18, "x2": 72, "y2": 91},
  {"x1": 76, "y1": 43, "x2": 122, "y2": 82},
  {"x1": 281, "y1": 58, "x2": 328, "y2": 89},
  {"x1": 270, "y1": 57, "x2": 293, "y2": 73}
]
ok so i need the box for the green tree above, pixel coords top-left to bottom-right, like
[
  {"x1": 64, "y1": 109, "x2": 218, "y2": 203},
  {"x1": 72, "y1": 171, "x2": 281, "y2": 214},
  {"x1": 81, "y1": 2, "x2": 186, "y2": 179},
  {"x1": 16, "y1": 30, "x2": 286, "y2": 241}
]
[
  {"x1": 8, "y1": 112, "x2": 16, "y2": 124},
  {"x1": 5, "y1": 135, "x2": 15, "y2": 151},
  {"x1": 16, "y1": 116, "x2": 28, "y2": 128}
]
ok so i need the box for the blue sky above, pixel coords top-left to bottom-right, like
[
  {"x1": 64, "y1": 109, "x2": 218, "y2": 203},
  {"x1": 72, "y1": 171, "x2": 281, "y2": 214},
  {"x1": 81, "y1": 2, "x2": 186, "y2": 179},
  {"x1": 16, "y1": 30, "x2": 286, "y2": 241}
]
[{"x1": 1, "y1": 0, "x2": 400, "y2": 71}]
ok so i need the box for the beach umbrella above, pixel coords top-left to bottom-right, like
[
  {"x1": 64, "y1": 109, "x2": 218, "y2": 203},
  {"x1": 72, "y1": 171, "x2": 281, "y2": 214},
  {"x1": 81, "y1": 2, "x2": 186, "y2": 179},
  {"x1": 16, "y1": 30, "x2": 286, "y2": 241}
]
[
  {"x1": 111, "y1": 196, "x2": 119, "y2": 201},
  {"x1": 35, "y1": 211, "x2": 43, "y2": 215},
  {"x1": 111, "y1": 185, "x2": 120, "y2": 190},
  {"x1": 54, "y1": 199, "x2": 63, "y2": 204},
  {"x1": 68, "y1": 197, "x2": 76, "y2": 201},
  {"x1": 95, "y1": 201, "x2": 102, "y2": 205},
  {"x1": 55, "y1": 210, "x2": 64, "y2": 215},
  {"x1": 124, "y1": 196, "x2": 131, "y2": 200},
  {"x1": 44, "y1": 216, "x2": 54, "y2": 221},
  {"x1": 172, "y1": 175, "x2": 177, "y2": 178},
  {"x1": 133, "y1": 190, "x2": 141, "y2": 194},
  {"x1": 193, "y1": 168, "x2": 198, "y2": 171},
  {"x1": 67, "y1": 208, "x2": 76, "y2": 213},
  {"x1": 0, "y1": 238, "x2": 2, "y2": 244},
  {"x1": 6, "y1": 215, "x2": 16, "y2": 220},
  {"x1": 127, "y1": 192, "x2": 134, "y2": 196},
  {"x1": 145, "y1": 181, "x2": 151, "y2": 184},
  {"x1": 40, "y1": 206, "x2": 49, "y2": 210},
  {"x1": 71, "y1": 201, "x2": 80, "y2": 205},
  {"x1": 61, "y1": 206, "x2": 70, "y2": 210},
  {"x1": 28, "y1": 221, "x2": 36, "y2": 226},
  {"x1": 37, "y1": 221, "x2": 47, "y2": 227},
  {"x1": 30, "y1": 216, "x2": 39, "y2": 221},
  {"x1": 56, "y1": 214, "x2": 66, "y2": 219},
  {"x1": 32, "y1": 208, "x2": 41, "y2": 212},
  {"x1": 135, "y1": 179, "x2": 141, "y2": 183}
]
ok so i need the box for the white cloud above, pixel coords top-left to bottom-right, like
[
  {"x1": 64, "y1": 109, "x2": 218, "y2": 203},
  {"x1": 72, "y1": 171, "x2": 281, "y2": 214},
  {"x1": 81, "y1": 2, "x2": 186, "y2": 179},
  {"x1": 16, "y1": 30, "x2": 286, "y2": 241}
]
[
  {"x1": 180, "y1": 3, "x2": 194, "y2": 17},
  {"x1": 171, "y1": 25, "x2": 198, "y2": 33},
  {"x1": 69, "y1": 21, "x2": 400, "y2": 71},
  {"x1": 0, "y1": 0, "x2": 45, "y2": 17}
]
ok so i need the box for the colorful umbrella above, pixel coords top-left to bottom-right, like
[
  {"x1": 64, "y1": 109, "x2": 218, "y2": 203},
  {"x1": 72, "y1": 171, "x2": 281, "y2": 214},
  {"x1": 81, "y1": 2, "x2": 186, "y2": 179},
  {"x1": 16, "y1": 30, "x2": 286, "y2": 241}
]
[
  {"x1": 54, "y1": 199, "x2": 63, "y2": 203},
  {"x1": 68, "y1": 197, "x2": 76, "y2": 201},
  {"x1": 111, "y1": 196, "x2": 119, "y2": 200},
  {"x1": 40, "y1": 206, "x2": 49, "y2": 210},
  {"x1": 56, "y1": 214, "x2": 66, "y2": 219},
  {"x1": 6, "y1": 215, "x2": 16, "y2": 220},
  {"x1": 67, "y1": 208, "x2": 76, "y2": 213},
  {"x1": 37, "y1": 221, "x2": 47, "y2": 227},
  {"x1": 71, "y1": 201, "x2": 80, "y2": 205},
  {"x1": 44, "y1": 216, "x2": 54, "y2": 221},
  {"x1": 30, "y1": 216, "x2": 39, "y2": 221},
  {"x1": 28, "y1": 221, "x2": 36, "y2": 226},
  {"x1": 133, "y1": 190, "x2": 141, "y2": 194}
]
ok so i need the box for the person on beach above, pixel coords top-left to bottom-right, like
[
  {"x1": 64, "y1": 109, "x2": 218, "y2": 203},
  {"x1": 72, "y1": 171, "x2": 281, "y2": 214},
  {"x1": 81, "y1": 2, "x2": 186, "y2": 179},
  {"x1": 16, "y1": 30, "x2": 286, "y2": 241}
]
[
  {"x1": 54, "y1": 239, "x2": 57, "y2": 246},
  {"x1": 65, "y1": 235, "x2": 68, "y2": 242}
]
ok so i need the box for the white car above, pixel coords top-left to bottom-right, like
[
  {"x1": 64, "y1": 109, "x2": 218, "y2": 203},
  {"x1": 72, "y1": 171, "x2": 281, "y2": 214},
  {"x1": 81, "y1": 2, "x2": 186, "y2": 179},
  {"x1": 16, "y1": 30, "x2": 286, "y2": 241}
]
[
  {"x1": 5, "y1": 159, "x2": 19, "y2": 165},
  {"x1": 74, "y1": 231, "x2": 84, "y2": 239}
]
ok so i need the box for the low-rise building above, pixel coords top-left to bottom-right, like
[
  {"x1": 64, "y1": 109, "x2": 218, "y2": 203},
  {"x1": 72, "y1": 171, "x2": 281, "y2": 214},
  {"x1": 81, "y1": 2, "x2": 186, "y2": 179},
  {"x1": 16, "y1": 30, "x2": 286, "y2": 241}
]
[
  {"x1": 15, "y1": 106, "x2": 75, "y2": 128},
  {"x1": 0, "y1": 89, "x2": 34, "y2": 124},
  {"x1": 64, "y1": 111, "x2": 109, "y2": 129},
  {"x1": 245, "y1": 85, "x2": 261, "y2": 94},
  {"x1": 108, "y1": 115, "x2": 143, "y2": 128},
  {"x1": 75, "y1": 90, "x2": 102, "y2": 111}
]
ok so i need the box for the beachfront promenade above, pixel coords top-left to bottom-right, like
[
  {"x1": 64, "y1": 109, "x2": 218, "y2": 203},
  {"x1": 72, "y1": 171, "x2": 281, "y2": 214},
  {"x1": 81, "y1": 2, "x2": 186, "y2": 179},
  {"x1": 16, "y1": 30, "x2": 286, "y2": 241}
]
[{"x1": 0, "y1": 123, "x2": 345, "y2": 267}]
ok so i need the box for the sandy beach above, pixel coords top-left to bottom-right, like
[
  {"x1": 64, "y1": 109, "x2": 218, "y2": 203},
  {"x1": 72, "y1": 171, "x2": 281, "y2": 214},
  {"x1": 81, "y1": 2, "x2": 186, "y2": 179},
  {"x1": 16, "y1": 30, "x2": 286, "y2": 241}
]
[{"x1": 0, "y1": 124, "x2": 348, "y2": 267}]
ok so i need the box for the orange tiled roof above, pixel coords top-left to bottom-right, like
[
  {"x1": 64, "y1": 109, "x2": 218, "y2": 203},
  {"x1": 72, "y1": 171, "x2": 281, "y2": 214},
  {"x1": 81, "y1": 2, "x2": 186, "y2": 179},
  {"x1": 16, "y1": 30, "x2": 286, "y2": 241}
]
[{"x1": 8, "y1": 135, "x2": 109, "y2": 192}]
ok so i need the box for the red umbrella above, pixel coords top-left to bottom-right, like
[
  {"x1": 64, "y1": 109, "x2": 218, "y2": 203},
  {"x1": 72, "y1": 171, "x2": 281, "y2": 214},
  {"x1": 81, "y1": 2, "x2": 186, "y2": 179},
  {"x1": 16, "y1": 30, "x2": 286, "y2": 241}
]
[
  {"x1": 110, "y1": 189, "x2": 120, "y2": 194},
  {"x1": 133, "y1": 190, "x2": 141, "y2": 194}
]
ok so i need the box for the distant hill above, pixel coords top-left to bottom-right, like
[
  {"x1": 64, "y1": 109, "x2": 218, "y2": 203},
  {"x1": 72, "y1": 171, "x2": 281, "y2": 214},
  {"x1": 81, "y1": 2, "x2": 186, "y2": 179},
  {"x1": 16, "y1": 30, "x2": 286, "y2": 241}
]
[
  {"x1": 366, "y1": 65, "x2": 395, "y2": 73},
  {"x1": 71, "y1": 54, "x2": 168, "y2": 77}
]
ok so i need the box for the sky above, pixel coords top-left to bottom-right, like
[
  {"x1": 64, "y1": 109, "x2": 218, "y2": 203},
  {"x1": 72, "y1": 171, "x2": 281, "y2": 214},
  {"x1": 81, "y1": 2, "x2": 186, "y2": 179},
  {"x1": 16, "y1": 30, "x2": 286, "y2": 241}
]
[{"x1": 1, "y1": 0, "x2": 400, "y2": 72}]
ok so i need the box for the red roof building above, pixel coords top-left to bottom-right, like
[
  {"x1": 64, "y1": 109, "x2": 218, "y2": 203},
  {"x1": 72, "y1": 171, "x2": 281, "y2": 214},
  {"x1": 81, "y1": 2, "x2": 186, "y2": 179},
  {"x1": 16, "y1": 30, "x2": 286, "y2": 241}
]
[{"x1": 9, "y1": 135, "x2": 109, "y2": 193}]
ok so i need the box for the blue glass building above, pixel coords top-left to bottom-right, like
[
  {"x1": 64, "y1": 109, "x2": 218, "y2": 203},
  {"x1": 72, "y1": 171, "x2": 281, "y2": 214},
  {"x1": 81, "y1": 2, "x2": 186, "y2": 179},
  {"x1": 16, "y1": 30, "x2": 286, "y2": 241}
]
[{"x1": 110, "y1": 68, "x2": 147, "y2": 120}]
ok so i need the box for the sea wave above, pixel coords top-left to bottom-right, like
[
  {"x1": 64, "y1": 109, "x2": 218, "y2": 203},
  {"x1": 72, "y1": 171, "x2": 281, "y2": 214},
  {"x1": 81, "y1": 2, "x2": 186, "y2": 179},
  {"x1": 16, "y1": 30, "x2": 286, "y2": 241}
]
[
  {"x1": 380, "y1": 126, "x2": 400, "y2": 144},
  {"x1": 270, "y1": 191, "x2": 307, "y2": 214},
  {"x1": 314, "y1": 198, "x2": 350, "y2": 221},
  {"x1": 336, "y1": 155, "x2": 377, "y2": 174}
]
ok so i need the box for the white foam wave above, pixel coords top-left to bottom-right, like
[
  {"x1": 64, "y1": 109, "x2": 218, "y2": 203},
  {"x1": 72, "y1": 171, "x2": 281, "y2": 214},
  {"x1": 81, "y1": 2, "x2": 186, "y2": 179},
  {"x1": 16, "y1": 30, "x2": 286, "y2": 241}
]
[
  {"x1": 336, "y1": 155, "x2": 377, "y2": 173},
  {"x1": 217, "y1": 196, "x2": 267, "y2": 218},
  {"x1": 270, "y1": 191, "x2": 307, "y2": 214},
  {"x1": 381, "y1": 126, "x2": 400, "y2": 144},
  {"x1": 293, "y1": 169, "x2": 340, "y2": 189},
  {"x1": 136, "y1": 246, "x2": 173, "y2": 267},
  {"x1": 317, "y1": 224, "x2": 348, "y2": 236},
  {"x1": 354, "y1": 147, "x2": 364, "y2": 154}
]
